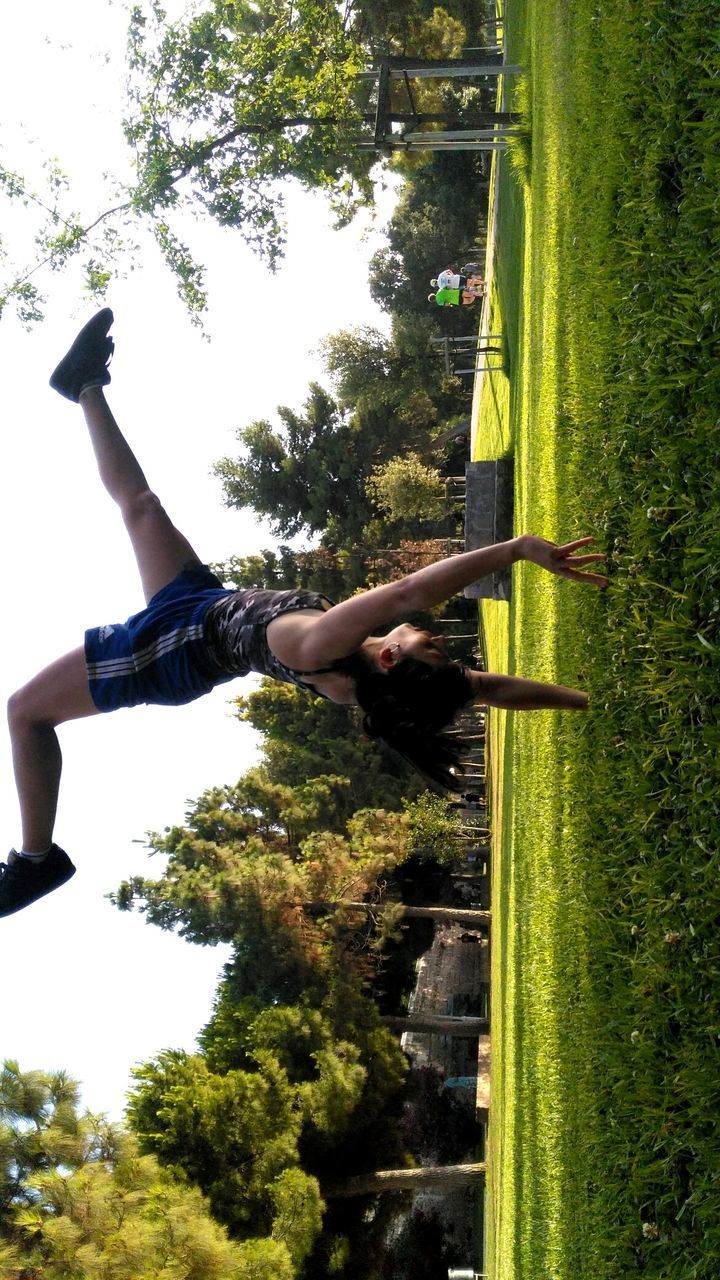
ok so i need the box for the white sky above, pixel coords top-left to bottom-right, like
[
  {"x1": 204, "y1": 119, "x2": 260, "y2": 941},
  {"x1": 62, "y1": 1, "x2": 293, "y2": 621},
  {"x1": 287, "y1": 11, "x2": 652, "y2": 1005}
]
[{"x1": 0, "y1": 1, "x2": 398, "y2": 1120}]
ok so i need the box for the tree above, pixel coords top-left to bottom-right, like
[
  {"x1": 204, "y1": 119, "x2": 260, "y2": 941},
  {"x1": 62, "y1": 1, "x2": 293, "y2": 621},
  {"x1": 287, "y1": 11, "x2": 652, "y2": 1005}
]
[
  {"x1": 367, "y1": 452, "x2": 444, "y2": 522},
  {"x1": 213, "y1": 544, "x2": 353, "y2": 596},
  {"x1": 214, "y1": 322, "x2": 472, "y2": 544},
  {"x1": 215, "y1": 383, "x2": 375, "y2": 539},
  {"x1": 194, "y1": 767, "x2": 354, "y2": 847},
  {"x1": 304, "y1": 899, "x2": 491, "y2": 931},
  {"x1": 233, "y1": 680, "x2": 419, "y2": 809},
  {"x1": 0, "y1": 1060, "x2": 287, "y2": 1279},
  {"x1": 382, "y1": 1014, "x2": 488, "y2": 1036},
  {"x1": 368, "y1": 148, "x2": 489, "y2": 318},
  {"x1": 404, "y1": 789, "x2": 462, "y2": 865},
  {"x1": 321, "y1": 318, "x2": 464, "y2": 419},
  {"x1": 320, "y1": 325, "x2": 396, "y2": 413},
  {"x1": 214, "y1": 539, "x2": 450, "y2": 595},
  {"x1": 126, "y1": 1013, "x2": 407, "y2": 1241},
  {"x1": 1, "y1": 0, "x2": 490, "y2": 325},
  {"x1": 0, "y1": 0, "x2": 378, "y2": 324},
  {"x1": 0, "y1": 1061, "x2": 104, "y2": 1235},
  {"x1": 198, "y1": 984, "x2": 409, "y2": 1155},
  {"x1": 125, "y1": 0, "x2": 374, "y2": 268},
  {"x1": 125, "y1": 1048, "x2": 319, "y2": 1241},
  {"x1": 0, "y1": 160, "x2": 138, "y2": 327},
  {"x1": 269, "y1": 1168, "x2": 325, "y2": 1271},
  {"x1": 112, "y1": 792, "x2": 414, "y2": 943}
]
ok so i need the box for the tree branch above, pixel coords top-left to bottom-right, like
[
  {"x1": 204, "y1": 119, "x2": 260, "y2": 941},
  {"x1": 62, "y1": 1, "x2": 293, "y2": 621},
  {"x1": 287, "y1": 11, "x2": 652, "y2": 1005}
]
[
  {"x1": 169, "y1": 114, "x2": 345, "y2": 183},
  {"x1": 6, "y1": 199, "x2": 133, "y2": 296}
]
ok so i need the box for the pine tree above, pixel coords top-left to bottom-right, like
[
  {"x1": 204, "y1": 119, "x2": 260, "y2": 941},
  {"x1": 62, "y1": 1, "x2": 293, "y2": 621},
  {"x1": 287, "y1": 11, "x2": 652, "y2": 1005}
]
[{"x1": 0, "y1": 1061, "x2": 296, "y2": 1279}]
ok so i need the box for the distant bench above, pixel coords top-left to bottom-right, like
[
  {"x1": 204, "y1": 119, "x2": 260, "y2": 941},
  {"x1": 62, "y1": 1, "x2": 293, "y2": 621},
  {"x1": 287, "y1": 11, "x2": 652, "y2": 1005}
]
[{"x1": 464, "y1": 459, "x2": 514, "y2": 601}]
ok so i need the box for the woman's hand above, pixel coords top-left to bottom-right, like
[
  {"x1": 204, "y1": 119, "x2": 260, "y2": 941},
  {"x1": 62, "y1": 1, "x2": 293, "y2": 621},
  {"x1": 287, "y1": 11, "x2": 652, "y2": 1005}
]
[{"x1": 516, "y1": 535, "x2": 608, "y2": 587}]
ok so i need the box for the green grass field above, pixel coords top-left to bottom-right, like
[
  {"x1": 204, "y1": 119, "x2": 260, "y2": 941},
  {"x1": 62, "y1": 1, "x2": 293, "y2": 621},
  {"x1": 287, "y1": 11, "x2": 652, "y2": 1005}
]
[{"x1": 474, "y1": 0, "x2": 720, "y2": 1276}]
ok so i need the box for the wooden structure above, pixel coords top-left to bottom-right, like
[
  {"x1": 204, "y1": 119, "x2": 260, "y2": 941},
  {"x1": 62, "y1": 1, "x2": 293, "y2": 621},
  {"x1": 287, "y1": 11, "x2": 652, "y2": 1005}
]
[
  {"x1": 356, "y1": 54, "x2": 521, "y2": 154},
  {"x1": 433, "y1": 334, "x2": 504, "y2": 378}
]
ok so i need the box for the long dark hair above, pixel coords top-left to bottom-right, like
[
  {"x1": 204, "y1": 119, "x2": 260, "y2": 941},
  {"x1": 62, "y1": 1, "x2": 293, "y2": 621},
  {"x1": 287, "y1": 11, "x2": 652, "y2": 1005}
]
[{"x1": 335, "y1": 653, "x2": 476, "y2": 791}]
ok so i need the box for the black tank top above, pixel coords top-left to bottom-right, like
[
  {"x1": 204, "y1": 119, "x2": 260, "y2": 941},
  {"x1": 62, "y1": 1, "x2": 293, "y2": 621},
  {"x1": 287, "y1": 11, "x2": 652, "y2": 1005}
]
[{"x1": 203, "y1": 587, "x2": 335, "y2": 692}]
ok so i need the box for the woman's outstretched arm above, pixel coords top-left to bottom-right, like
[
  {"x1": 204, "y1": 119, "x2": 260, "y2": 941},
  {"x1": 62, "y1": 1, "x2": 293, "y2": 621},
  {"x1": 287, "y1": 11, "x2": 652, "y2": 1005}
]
[
  {"x1": 283, "y1": 534, "x2": 607, "y2": 670},
  {"x1": 396, "y1": 535, "x2": 607, "y2": 611},
  {"x1": 467, "y1": 670, "x2": 588, "y2": 710}
]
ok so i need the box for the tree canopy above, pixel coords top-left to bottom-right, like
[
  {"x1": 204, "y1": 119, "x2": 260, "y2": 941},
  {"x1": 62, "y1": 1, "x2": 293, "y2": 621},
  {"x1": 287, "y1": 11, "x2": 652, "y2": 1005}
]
[
  {"x1": 1, "y1": 0, "x2": 490, "y2": 323},
  {"x1": 233, "y1": 680, "x2": 420, "y2": 808},
  {"x1": 215, "y1": 319, "x2": 470, "y2": 544},
  {"x1": 0, "y1": 1061, "x2": 293, "y2": 1279},
  {"x1": 125, "y1": 0, "x2": 373, "y2": 251},
  {"x1": 1, "y1": 0, "x2": 375, "y2": 323},
  {"x1": 215, "y1": 382, "x2": 376, "y2": 539},
  {"x1": 368, "y1": 452, "x2": 444, "y2": 522}
]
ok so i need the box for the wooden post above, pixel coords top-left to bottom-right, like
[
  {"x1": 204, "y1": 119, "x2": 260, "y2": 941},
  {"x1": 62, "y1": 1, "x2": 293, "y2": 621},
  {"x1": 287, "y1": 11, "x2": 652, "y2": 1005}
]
[{"x1": 386, "y1": 55, "x2": 516, "y2": 77}]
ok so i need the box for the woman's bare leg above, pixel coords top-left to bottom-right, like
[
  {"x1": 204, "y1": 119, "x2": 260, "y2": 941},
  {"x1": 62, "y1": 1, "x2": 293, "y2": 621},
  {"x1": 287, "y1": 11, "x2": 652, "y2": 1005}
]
[
  {"x1": 79, "y1": 385, "x2": 203, "y2": 603},
  {"x1": 3, "y1": 334, "x2": 208, "y2": 881},
  {"x1": 7, "y1": 648, "x2": 100, "y2": 852},
  {"x1": 5, "y1": 354, "x2": 207, "y2": 859}
]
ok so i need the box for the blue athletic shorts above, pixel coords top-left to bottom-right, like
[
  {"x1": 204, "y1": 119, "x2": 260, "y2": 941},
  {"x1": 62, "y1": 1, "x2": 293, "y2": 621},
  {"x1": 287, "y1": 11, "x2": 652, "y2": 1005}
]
[{"x1": 84, "y1": 565, "x2": 235, "y2": 712}]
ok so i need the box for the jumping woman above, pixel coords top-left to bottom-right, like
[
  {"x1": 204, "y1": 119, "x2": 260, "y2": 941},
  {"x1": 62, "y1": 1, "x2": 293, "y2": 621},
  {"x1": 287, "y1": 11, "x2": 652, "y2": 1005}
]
[{"x1": 0, "y1": 310, "x2": 607, "y2": 918}]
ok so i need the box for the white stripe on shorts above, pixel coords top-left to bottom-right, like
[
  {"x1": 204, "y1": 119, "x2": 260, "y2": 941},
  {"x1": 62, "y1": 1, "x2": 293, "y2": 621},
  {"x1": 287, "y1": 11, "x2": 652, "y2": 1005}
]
[{"x1": 86, "y1": 623, "x2": 206, "y2": 680}]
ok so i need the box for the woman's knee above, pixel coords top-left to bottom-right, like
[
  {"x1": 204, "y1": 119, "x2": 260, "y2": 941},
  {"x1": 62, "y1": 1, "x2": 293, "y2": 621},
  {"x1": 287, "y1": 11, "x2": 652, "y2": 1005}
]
[
  {"x1": 7, "y1": 684, "x2": 42, "y2": 733},
  {"x1": 122, "y1": 487, "x2": 166, "y2": 530},
  {"x1": 7, "y1": 649, "x2": 97, "y2": 731}
]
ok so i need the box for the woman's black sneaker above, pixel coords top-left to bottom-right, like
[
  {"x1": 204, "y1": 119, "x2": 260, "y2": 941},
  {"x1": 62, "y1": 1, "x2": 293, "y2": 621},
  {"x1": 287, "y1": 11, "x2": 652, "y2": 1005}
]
[
  {"x1": 0, "y1": 846, "x2": 76, "y2": 918},
  {"x1": 49, "y1": 308, "x2": 115, "y2": 402}
]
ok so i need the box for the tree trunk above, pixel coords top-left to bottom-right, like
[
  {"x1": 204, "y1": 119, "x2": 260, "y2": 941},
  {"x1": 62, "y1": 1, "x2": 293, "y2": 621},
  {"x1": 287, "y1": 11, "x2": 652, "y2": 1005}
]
[
  {"x1": 303, "y1": 900, "x2": 490, "y2": 929},
  {"x1": 382, "y1": 1014, "x2": 489, "y2": 1036},
  {"x1": 326, "y1": 1162, "x2": 486, "y2": 1198},
  {"x1": 387, "y1": 903, "x2": 490, "y2": 928}
]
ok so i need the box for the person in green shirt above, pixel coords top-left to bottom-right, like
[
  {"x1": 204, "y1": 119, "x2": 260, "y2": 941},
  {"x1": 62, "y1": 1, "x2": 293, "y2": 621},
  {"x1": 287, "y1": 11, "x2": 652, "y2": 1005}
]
[{"x1": 428, "y1": 285, "x2": 483, "y2": 307}]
